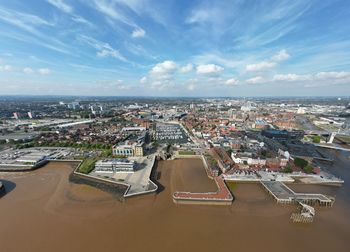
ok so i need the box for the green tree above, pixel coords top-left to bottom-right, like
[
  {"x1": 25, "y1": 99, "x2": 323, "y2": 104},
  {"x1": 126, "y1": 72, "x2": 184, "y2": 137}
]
[
  {"x1": 282, "y1": 165, "x2": 293, "y2": 173},
  {"x1": 294, "y1": 157, "x2": 308, "y2": 169},
  {"x1": 303, "y1": 165, "x2": 314, "y2": 174},
  {"x1": 312, "y1": 135, "x2": 321, "y2": 143}
]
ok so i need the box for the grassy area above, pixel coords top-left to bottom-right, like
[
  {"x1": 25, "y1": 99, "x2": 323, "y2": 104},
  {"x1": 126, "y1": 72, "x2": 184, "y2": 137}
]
[
  {"x1": 312, "y1": 135, "x2": 321, "y2": 143},
  {"x1": 77, "y1": 157, "x2": 98, "y2": 174},
  {"x1": 178, "y1": 150, "x2": 196, "y2": 155}
]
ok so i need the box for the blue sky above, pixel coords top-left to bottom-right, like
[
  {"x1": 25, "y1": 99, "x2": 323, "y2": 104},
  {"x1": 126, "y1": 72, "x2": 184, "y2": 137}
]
[{"x1": 0, "y1": 0, "x2": 350, "y2": 97}]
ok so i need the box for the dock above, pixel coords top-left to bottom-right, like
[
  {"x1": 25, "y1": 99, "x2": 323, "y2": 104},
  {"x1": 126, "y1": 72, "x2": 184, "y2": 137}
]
[{"x1": 260, "y1": 180, "x2": 334, "y2": 206}]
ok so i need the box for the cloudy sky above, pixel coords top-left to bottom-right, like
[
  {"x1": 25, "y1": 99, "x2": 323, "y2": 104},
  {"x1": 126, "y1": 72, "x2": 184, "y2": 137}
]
[{"x1": 0, "y1": 0, "x2": 350, "y2": 97}]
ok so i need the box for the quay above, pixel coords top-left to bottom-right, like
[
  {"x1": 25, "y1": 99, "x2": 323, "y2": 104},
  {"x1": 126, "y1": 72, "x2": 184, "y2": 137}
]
[
  {"x1": 261, "y1": 180, "x2": 334, "y2": 206},
  {"x1": 173, "y1": 175, "x2": 233, "y2": 205}
]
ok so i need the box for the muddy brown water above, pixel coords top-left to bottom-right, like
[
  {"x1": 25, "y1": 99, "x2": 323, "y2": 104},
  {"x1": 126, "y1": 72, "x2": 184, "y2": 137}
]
[{"x1": 0, "y1": 158, "x2": 350, "y2": 252}]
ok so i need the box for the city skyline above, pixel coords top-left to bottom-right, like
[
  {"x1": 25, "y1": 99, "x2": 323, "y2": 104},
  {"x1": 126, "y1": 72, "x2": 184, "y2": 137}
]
[{"x1": 0, "y1": 0, "x2": 350, "y2": 96}]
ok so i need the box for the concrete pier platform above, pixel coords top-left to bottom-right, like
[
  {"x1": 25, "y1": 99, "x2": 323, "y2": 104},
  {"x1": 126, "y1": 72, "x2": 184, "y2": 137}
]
[{"x1": 261, "y1": 180, "x2": 334, "y2": 206}]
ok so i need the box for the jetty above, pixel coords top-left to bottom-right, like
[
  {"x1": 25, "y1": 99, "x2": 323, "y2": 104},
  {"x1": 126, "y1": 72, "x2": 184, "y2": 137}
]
[
  {"x1": 261, "y1": 180, "x2": 334, "y2": 206},
  {"x1": 173, "y1": 175, "x2": 233, "y2": 205}
]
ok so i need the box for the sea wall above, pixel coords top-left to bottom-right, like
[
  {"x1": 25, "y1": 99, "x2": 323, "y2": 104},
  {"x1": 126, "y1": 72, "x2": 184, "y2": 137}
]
[
  {"x1": 69, "y1": 161, "x2": 129, "y2": 200},
  {"x1": 172, "y1": 197, "x2": 232, "y2": 206}
]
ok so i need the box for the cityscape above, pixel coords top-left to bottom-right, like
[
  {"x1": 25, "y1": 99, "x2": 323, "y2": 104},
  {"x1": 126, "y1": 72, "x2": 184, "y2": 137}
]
[{"x1": 1, "y1": 1, "x2": 350, "y2": 252}]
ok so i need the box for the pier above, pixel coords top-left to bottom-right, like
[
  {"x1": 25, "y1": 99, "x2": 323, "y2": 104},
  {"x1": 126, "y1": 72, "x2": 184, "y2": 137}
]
[
  {"x1": 261, "y1": 180, "x2": 334, "y2": 206},
  {"x1": 173, "y1": 175, "x2": 233, "y2": 205}
]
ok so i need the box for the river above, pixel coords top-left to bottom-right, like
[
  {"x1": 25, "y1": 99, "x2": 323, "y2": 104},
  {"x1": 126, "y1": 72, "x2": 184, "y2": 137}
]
[{"x1": 0, "y1": 154, "x2": 349, "y2": 252}]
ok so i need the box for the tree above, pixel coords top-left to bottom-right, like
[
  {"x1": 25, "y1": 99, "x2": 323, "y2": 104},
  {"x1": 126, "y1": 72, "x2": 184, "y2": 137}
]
[
  {"x1": 303, "y1": 165, "x2": 314, "y2": 174},
  {"x1": 282, "y1": 165, "x2": 293, "y2": 173},
  {"x1": 226, "y1": 149, "x2": 233, "y2": 157},
  {"x1": 294, "y1": 157, "x2": 308, "y2": 169},
  {"x1": 312, "y1": 135, "x2": 321, "y2": 143}
]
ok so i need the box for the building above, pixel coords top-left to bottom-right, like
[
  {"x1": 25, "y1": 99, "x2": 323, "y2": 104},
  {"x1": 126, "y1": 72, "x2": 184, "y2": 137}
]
[
  {"x1": 121, "y1": 127, "x2": 146, "y2": 133},
  {"x1": 113, "y1": 145, "x2": 135, "y2": 157},
  {"x1": 253, "y1": 119, "x2": 268, "y2": 129},
  {"x1": 95, "y1": 158, "x2": 135, "y2": 173},
  {"x1": 67, "y1": 102, "x2": 80, "y2": 110},
  {"x1": 112, "y1": 142, "x2": 144, "y2": 157},
  {"x1": 261, "y1": 129, "x2": 304, "y2": 141},
  {"x1": 134, "y1": 143, "x2": 144, "y2": 157},
  {"x1": 13, "y1": 112, "x2": 20, "y2": 120}
]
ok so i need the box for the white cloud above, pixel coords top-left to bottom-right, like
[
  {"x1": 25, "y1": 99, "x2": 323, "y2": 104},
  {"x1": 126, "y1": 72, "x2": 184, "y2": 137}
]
[
  {"x1": 149, "y1": 80, "x2": 173, "y2": 91},
  {"x1": 23, "y1": 67, "x2": 34, "y2": 74},
  {"x1": 179, "y1": 64, "x2": 193, "y2": 73},
  {"x1": 0, "y1": 7, "x2": 53, "y2": 36},
  {"x1": 187, "y1": 84, "x2": 196, "y2": 91},
  {"x1": 246, "y1": 61, "x2": 276, "y2": 72},
  {"x1": 38, "y1": 68, "x2": 51, "y2": 75},
  {"x1": 47, "y1": 0, "x2": 73, "y2": 14},
  {"x1": 186, "y1": 9, "x2": 210, "y2": 24},
  {"x1": 246, "y1": 76, "x2": 266, "y2": 84},
  {"x1": 91, "y1": 0, "x2": 136, "y2": 27},
  {"x1": 271, "y1": 71, "x2": 350, "y2": 87},
  {"x1": 196, "y1": 64, "x2": 224, "y2": 74},
  {"x1": 97, "y1": 49, "x2": 124, "y2": 60},
  {"x1": 150, "y1": 60, "x2": 177, "y2": 78},
  {"x1": 140, "y1": 76, "x2": 147, "y2": 84},
  {"x1": 78, "y1": 35, "x2": 127, "y2": 62},
  {"x1": 225, "y1": 78, "x2": 239, "y2": 86},
  {"x1": 245, "y1": 49, "x2": 290, "y2": 73},
  {"x1": 315, "y1": 71, "x2": 350, "y2": 80},
  {"x1": 132, "y1": 28, "x2": 146, "y2": 38},
  {"x1": 271, "y1": 49, "x2": 290, "y2": 62},
  {"x1": 273, "y1": 73, "x2": 312, "y2": 81},
  {"x1": 0, "y1": 65, "x2": 13, "y2": 72},
  {"x1": 71, "y1": 15, "x2": 93, "y2": 27}
]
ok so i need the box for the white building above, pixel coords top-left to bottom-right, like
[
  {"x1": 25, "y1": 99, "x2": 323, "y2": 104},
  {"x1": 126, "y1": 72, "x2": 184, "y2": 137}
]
[{"x1": 95, "y1": 159, "x2": 135, "y2": 173}]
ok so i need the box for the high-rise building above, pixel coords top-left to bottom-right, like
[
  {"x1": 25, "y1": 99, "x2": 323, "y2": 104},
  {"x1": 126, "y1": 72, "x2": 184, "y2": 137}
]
[
  {"x1": 13, "y1": 112, "x2": 20, "y2": 120},
  {"x1": 28, "y1": 111, "x2": 34, "y2": 119}
]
